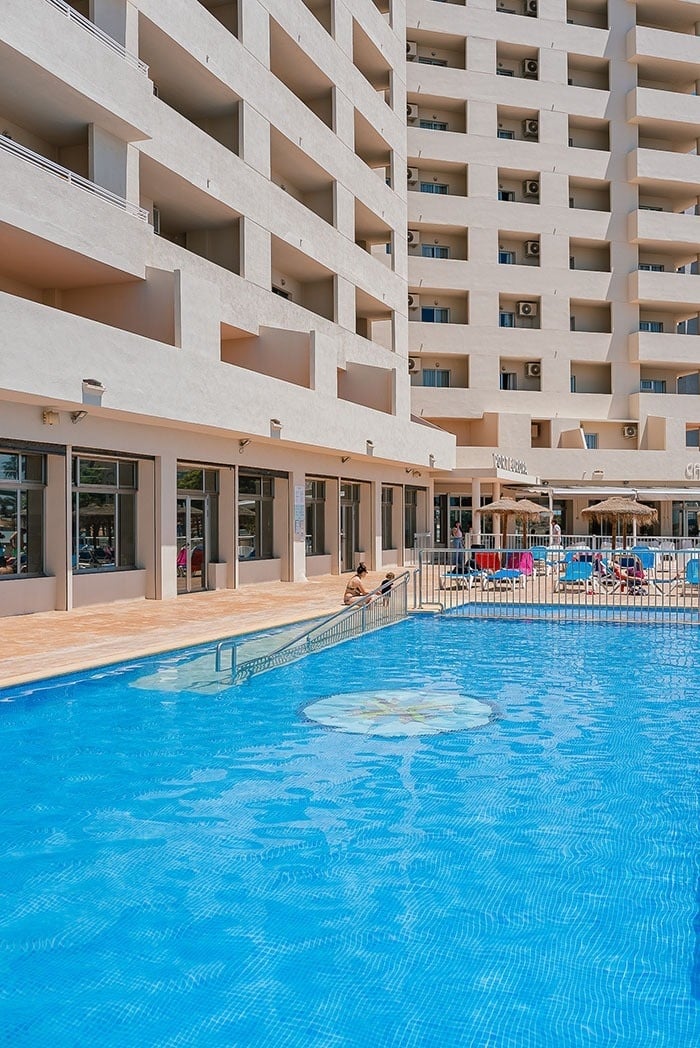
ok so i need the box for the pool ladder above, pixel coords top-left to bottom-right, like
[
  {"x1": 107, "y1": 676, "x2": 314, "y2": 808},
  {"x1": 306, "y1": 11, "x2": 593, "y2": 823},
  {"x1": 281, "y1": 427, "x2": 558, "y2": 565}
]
[{"x1": 215, "y1": 570, "x2": 410, "y2": 683}]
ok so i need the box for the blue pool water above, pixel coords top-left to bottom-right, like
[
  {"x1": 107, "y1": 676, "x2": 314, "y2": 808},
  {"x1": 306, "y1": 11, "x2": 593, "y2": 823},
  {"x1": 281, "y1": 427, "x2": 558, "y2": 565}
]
[{"x1": 1, "y1": 617, "x2": 699, "y2": 1047}]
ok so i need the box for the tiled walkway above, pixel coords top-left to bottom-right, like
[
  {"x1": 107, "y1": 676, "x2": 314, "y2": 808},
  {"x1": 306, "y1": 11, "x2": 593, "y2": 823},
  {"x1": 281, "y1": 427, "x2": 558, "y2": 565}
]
[{"x1": 0, "y1": 573, "x2": 385, "y2": 688}]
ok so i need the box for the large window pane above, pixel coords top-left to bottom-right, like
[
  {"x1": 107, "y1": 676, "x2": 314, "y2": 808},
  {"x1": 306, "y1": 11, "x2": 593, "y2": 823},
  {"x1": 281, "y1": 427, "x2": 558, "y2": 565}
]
[
  {"x1": 118, "y1": 493, "x2": 136, "y2": 568},
  {"x1": 0, "y1": 458, "x2": 44, "y2": 577},
  {"x1": 22, "y1": 489, "x2": 43, "y2": 575},
  {"x1": 79, "y1": 459, "x2": 117, "y2": 486}
]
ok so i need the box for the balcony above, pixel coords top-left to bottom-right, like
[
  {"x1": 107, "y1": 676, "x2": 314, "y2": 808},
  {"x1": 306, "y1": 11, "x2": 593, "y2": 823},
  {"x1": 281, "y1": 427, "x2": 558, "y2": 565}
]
[
  {"x1": 45, "y1": 0, "x2": 147, "y2": 74},
  {"x1": 629, "y1": 208, "x2": 700, "y2": 250},
  {"x1": 0, "y1": 134, "x2": 147, "y2": 220},
  {"x1": 627, "y1": 86, "x2": 700, "y2": 136},
  {"x1": 627, "y1": 25, "x2": 700, "y2": 68},
  {"x1": 630, "y1": 269, "x2": 700, "y2": 308}
]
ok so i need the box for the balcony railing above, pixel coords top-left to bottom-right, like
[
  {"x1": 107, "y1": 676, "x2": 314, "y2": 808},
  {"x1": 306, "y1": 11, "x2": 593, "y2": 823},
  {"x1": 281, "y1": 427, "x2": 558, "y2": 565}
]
[
  {"x1": 0, "y1": 135, "x2": 148, "y2": 221},
  {"x1": 45, "y1": 0, "x2": 148, "y2": 74}
]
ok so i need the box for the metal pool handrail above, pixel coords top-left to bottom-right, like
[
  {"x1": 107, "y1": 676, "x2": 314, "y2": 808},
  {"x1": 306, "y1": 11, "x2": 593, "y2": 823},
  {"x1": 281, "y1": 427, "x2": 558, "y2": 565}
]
[{"x1": 216, "y1": 571, "x2": 410, "y2": 683}]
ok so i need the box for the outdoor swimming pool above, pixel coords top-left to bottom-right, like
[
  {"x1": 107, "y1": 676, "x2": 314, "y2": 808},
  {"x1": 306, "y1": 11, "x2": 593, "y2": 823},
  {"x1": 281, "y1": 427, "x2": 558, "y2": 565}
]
[{"x1": 1, "y1": 617, "x2": 699, "y2": 1047}]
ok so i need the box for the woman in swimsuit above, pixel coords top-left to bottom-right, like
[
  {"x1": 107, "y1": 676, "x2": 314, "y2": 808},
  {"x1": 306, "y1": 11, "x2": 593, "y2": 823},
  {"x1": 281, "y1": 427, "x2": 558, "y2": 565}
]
[{"x1": 343, "y1": 562, "x2": 370, "y2": 605}]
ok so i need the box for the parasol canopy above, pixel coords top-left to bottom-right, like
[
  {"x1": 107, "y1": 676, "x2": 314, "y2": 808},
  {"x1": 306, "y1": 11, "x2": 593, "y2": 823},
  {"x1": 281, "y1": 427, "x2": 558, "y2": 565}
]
[
  {"x1": 480, "y1": 497, "x2": 551, "y2": 547},
  {"x1": 580, "y1": 496, "x2": 657, "y2": 550}
]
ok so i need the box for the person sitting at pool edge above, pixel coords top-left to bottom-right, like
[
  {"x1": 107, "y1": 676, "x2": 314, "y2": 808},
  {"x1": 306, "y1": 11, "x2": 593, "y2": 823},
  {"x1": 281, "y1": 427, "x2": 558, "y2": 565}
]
[
  {"x1": 380, "y1": 572, "x2": 395, "y2": 606},
  {"x1": 344, "y1": 562, "x2": 371, "y2": 605}
]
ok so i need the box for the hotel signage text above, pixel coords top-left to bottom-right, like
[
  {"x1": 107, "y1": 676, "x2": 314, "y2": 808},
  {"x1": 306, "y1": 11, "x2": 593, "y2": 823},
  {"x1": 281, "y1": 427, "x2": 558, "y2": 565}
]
[{"x1": 492, "y1": 453, "x2": 528, "y2": 475}]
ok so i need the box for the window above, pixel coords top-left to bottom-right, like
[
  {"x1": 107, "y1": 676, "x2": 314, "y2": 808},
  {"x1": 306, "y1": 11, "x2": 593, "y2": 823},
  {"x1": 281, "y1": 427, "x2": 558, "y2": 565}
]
[
  {"x1": 305, "y1": 480, "x2": 325, "y2": 556},
  {"x1": 381, "y1": 487, "x2": 394, "y2": 550},
  {"x1": 498, "y1": 189, "x2": 515, "y2": 201},
  {"x1": 584, "y1": 432, "x2": 598, "y2": 450},
  {"x1": 686, "y1": 429, "x2": 700, "y2": 448},
  {"x1": 639, "y1": 263, "x2": 665, "y2": 272},
  {"x1": 421, "y1": 307, "x2": 450, "y2": 323},
  {"x1": 640, "y1": 320, "x2": 663, "y2": 333},
  {"x1": 72, "y1": 456, "x2": 137, "y2": 571},
  {"x1": 421, "y1": 245, "x2": 449, "y2": 258},
  {"x1": 499, "y1": 311, "x2": 515, "y2": 327},
  {"x1": 640, "y1": 379, "x2": 666, "y2": 393},
  {"x1": 0, "y1": 452, "x2": 45, "y2": 577},
  {"x1": 420, "y1": 182, "x2": 448, "y2": 194},
  {"x1": 418, "y1": 57, "x2": 448, "y2": 66},
  {"x1": 238, "y1": 474, "x2": 274, "y2": 559},
  {"x1": 500, "y1": 372, "x2": 517, "y2": 390},
  {"x1": 499, "y1": 250, "x2": 515, "y2": 264},
  {"x1": 272, "y1": 286, "x2": 291, "y2": 299},
  {"x1": 419, "y1": 119, "x2": 448, "y2": 131},
  {"x1": 422, "y1": 369, "x2": 451, "y2": 387},
  {"x1": 497, "y1": 129, "x2": 515, "y2": 140},
  {"x1": 639, "y1": 205, "x2": 662, "y2": 212},
  {"x1": 404, "y1": 488, "x2": 418, "y2": 548},
  {"x1": 570, "y1": 375, "x2": 577, "y2": 392},
  {"x1": 496, "y1": 68, "x2": 514, "y2": 76}
]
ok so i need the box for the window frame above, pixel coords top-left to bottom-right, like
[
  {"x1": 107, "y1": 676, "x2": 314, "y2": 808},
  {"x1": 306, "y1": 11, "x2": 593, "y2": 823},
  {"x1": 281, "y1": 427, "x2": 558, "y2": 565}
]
[{"x1": 72, "y1": 455, "x2": 138, "y2": 572}]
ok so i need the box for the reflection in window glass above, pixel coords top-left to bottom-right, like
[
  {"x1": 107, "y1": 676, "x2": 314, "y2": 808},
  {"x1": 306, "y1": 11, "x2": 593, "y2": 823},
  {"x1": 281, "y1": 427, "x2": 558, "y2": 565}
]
[
  {"x1": 238, "y1": 474, "x2": 274, "y2": 560},
  {"x1": 0, "y1": 453, "x2": 45, "y2": 577},
  {"x1": 72, "y1": 456, "x2": 137, "y2": 571},
  {"x1": 381, "y1": 487, "x2": 393, "y2": 550},
  {"x1": 305, "y1": 480, "x2": 326, "y2": 556}
]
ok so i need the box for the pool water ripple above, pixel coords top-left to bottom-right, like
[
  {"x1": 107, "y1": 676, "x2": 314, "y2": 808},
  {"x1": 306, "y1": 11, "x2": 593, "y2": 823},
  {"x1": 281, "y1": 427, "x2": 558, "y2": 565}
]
[{"x1": 0, "y1": 617, "x2": 699, "y2": 1046}]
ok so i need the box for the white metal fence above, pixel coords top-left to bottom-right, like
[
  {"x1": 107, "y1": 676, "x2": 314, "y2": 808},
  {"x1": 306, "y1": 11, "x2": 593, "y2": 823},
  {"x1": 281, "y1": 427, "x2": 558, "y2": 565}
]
[{"x1": 416, "y1": 547, "x2": 700, "y2": 625}]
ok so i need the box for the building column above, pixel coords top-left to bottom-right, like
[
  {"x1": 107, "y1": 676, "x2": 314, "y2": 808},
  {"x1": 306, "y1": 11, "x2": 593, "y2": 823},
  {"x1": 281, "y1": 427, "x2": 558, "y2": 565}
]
[
  {"x1": 155, "y1": 451, "x2": 178, "y2": 599},
  {"x1": 289, "y1": 469, "x2": 308, "y2": 582},
  {"x1": 471, "y1": 478, "x2": 482, "y2": 541}
]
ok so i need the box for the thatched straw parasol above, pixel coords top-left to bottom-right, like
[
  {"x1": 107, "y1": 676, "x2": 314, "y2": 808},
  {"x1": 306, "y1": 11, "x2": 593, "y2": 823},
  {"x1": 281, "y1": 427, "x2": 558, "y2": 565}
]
[
  {"x1": 581, "y1": 496, "x2": 657, "y2": 550},
  {"x1": 480, "y1": 497, "x2": 551, "y2": 548}
]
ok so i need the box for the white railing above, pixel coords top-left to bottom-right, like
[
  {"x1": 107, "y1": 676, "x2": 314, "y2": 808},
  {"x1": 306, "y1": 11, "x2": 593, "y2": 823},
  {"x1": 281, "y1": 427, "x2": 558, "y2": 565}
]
[
  {"x1": 0, "y1": 135, "x2": 148, "y2": 221},
  {"x1": 216, "y1": 572, "x2": 410, "y2": 684},
  {"x1": 45, "y1": 0, "x2": 148, "y2": 74},
  {"x1": 452, "y1": 533, "x2": 700, "y2": 552}
]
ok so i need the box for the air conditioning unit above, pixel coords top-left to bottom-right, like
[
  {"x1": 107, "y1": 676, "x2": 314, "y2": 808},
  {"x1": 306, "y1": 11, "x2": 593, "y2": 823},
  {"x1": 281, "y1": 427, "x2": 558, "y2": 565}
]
[
  {"x1": 522, "y1": 59, "x2": 539, "y2": 78},
  {"x1": 526, "y1": 361, "x2": 542, "y2": 378},
  {"x1": 407, "y1": 166, "x2": 419, "y2": 184},
  {"x1": 523, "y1": 180, "x2": 540, "y2": 197},
  {"x1": 531, "y1": 422, "x2": 541, "y2": 438},
  {"x1": 525, "y1": 240, "x2": 540, "y2": 257},
  {"x1": 526, "y1": 0, "x2": 538, "y2": 15},
  {"x1": 623, "y1": 424, "x2": 638, "y2": 439},
  {"x1": 408, "y1": 293, "x2": 421, "y2": 309},
  {"x1": 407, "y1": 103, "x2": 419, "y2": 122},
  {"x1": 408, "y1": 357, "x2": 420, "y2": 374},
  {"x1": 407, "y1": 229, "x2": 421, "y2": 246},
  {"x1": 407, "y1": 41, "x2": 418, "y2": 59},
  {"x1": 522, "y1": 119, "x2": 539, "y2": 138},
  {"x1": 517, "y1": 300, "x2": 538, "y2": 317},
  {"x1": 152, "y1": 206, "x2": 161, "y2": 235}
]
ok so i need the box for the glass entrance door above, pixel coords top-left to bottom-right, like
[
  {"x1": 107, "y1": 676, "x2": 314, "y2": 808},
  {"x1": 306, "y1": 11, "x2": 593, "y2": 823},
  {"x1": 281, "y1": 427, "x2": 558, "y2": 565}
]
[
  {"x1": 176, "y1": 497, "x2": 208, "y2": 593},
  {"x1": 340, "y1": 502, "x2": 359, "y2": 572}
]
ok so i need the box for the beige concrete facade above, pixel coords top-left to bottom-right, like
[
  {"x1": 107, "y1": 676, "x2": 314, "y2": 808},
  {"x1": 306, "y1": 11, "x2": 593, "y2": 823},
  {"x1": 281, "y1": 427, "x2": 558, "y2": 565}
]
[
  {"x1": 0, "y1": 0, "x2": 454, "y2": 618},
  {"x1": 407, "y1": 0, "x2": 700, "y2": 540},
  {"x1": 4, "y1": 0, "x2": 700, "y2": 622}
]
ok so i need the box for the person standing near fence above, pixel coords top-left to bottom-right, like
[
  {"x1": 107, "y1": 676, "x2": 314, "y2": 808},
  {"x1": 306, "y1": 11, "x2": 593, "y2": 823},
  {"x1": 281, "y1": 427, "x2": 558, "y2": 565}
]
[
  {"x1": 451, "y1": 521, "x2": 465, "y2": 572},
  {"x1": 551, "y1": 521, "x2": 562, "y2": 544}
]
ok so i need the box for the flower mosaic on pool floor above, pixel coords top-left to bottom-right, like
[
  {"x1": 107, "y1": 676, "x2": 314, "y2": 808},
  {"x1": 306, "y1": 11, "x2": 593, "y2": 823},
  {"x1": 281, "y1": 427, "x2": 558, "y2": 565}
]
[{"x1": 302, "y1": 688, "x2": 494, "y2": 736}]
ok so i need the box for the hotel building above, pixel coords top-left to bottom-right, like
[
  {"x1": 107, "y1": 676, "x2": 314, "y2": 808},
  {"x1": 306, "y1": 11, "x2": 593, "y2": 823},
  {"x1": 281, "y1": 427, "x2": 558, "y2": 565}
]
[
  {"x1": 3, "y1": 0, "x2": 700, "y2": 619},
  {"x1": 0, "y1": 0, "x2": 454, "y2": 617},
  {"x1": 407, "y1": 0, "x2": 700, "y2": 542}
]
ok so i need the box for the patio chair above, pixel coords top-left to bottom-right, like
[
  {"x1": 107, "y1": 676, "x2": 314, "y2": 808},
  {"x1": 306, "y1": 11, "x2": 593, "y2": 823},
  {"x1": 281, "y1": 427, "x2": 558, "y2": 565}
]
[
  {"x1": 612, "y1": 554, "x2": 647, "y2": 594},
  {"x1": 681, "y1": 558, "x2": 700, "y2": 595},
  {"x1": 529, "y1": 545, "x2": 551, "y2": 575},
  {"x1": 554, "y1": 560, "x2": 595, "y2": 591},
  {"x1": 630, "y1": 546, "x2": 656, "y2": 572},
  {"x1": 483, "y1": 567, "x2": 525, "y2": 591}
]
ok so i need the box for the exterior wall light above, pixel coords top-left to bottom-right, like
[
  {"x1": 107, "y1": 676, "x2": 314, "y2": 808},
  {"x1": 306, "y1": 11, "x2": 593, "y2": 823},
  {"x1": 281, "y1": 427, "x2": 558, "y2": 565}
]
[
  {"x1": 70, "y1": 410, "x2": 88, "y2": 424},
  {"x1": 270, "y1": 418, "x2": 282, "y2": 437},
  {"x1": 239, "y1": 439, "x2": 251, "y2": 453},
  {"x1": 366, "y1": 439, "x2": 375, "y2": 455}
]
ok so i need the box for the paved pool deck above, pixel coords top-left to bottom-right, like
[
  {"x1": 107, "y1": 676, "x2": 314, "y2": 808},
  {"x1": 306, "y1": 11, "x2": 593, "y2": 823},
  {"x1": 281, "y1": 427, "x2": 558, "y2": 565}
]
[{"x1": 0, "y1": 572, "x2": 394, "y2": 688}]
